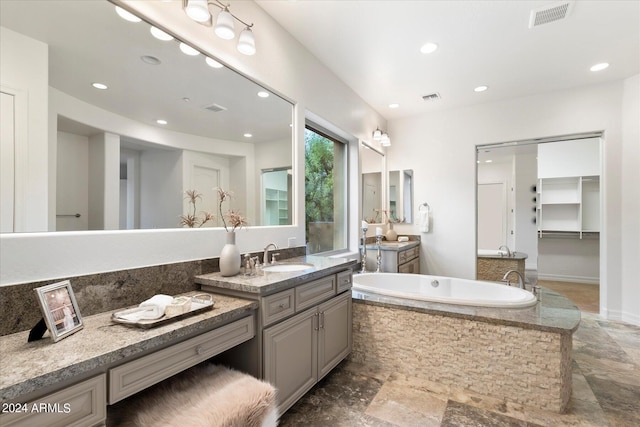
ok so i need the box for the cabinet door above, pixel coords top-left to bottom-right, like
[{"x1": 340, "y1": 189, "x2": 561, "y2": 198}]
[
  {"x1": 263, "y1": 307, "x2": 318, "y2": 413},
  {"x1": 317, "y1": 292, "x2": 352, "y2": 380}
]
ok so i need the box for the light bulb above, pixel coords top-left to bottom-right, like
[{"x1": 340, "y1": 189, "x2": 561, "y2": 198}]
[
  {"x1": 185, "y1": 0, "x2": 210, "y2": 22},
  {"x1": 215, "y1": 10, "x2": 235, "y2": 40},
  {"x1": 237, "y1": 27, "x2": 256, "y2": 55}
]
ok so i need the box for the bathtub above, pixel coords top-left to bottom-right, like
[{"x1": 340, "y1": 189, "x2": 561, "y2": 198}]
[{"x1": 352, "y1": 273, "x2": 537, "y2": 308}]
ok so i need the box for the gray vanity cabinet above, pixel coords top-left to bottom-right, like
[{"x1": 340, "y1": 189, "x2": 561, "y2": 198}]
[{"x1": 263, "y1": 290, "x2": 352, "y2": 413}]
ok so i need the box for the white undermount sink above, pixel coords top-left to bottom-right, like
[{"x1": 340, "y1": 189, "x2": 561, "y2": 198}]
[{"x1": 262, "y1": 263, "x2": 315, "y2": 273}]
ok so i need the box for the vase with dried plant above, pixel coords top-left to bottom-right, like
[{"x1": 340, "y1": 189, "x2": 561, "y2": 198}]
[{"x1": 216, "y1": 188, "x2": 248, "y2": 276}]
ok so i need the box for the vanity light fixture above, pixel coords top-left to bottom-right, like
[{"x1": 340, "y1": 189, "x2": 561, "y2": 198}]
[
  {"x1": 183, "y1": 0, "x2": 257, "y2": 56},
  {"x1": 372, "y1": 127, "x2": 391, "y2": 147},
  {"x1": 372, "y1": 127, "x2": 382, "y2": 140}
]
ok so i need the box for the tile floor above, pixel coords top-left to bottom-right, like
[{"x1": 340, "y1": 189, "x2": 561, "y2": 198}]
[{"x1": 279, "y1": 283, "x2": 640, "y2": 426}]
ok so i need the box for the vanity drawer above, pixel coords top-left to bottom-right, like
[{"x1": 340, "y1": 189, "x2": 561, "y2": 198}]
[
  {"x1": 262, "y1": 289, "x2": 295, "y2": 326},
  {"x1": 336, "y1": 270, "x2": 353, "y2": 293},
  {"x1": 0, "y1": 374, "x2": 106, "y2": 427},
  {"x1": 398, "y1": 257, "x2": 420, "y2": 274},
  {"x1": 399, "y1": 246, "x2": 419, "y2": 264},
  {"x1": 295, "y1": 276, "x2": 336, "y2": 312},
  {"x1": 109, "y1": 315, "x2": 254, "y2": 404}
]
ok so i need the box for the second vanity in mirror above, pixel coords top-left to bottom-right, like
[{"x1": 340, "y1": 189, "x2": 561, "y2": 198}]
[{"x1": 0, "y1": 0, "x2": 293, "y2": 233}]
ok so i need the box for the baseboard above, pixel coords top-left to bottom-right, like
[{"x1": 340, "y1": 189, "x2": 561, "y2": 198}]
[
  {"x1": 600, "y1": 308, "x2": 640, "y2": 327},
  {"x1": 536, "y1": 273, "x2": 599, "y2": 285}
]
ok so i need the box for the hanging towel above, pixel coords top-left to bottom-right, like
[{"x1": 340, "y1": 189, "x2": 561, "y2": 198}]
[{"x1": 419, "y1": 206, "x2": 430, "y2": 233}]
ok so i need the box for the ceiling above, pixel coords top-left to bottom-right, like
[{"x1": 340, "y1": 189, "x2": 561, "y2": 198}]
[{"x1": 256, "y1": 0, "x2": 640, "y2": 120}]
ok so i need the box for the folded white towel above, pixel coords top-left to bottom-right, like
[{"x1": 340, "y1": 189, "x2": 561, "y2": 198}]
[
  {"x1": 419, "y1": 207, "x2": 430, "y2": 233},
  {"x1": 138, "y1": 294, "x2": 174, "y2": 320}
]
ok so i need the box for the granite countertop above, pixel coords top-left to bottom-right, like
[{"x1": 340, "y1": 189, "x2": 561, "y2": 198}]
[
  {"x1": 0, "y1": 292, "x2": 257, "y2": 402},
  {"x1": 364, "y1": 241, "x2": 420, "y2": 251},
  {"x1": 195, "y1": 255, "x2": 356, "y2": 296},
  {"x1": 352, "y1": 286, "x2": 581, "y2": 335}
]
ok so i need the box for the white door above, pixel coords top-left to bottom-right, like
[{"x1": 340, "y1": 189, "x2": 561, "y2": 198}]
[
  {"x1": 478, "y1": 182, "x2": 506, "y2": 250},
  {"x1": 0, "y1": 91, "x2": 15, "y2": 232}
]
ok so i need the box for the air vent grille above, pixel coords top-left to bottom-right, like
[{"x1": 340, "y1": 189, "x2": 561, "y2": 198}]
[
  {"x1": 529, "y1": 1, "x2": 573, "y2": 28},
  {"x1": 422, "y1": 93, "x2": 441, "y2": 101},
  {"x1": 204, "y1": 103, "x2": 227, "y2": 112}
]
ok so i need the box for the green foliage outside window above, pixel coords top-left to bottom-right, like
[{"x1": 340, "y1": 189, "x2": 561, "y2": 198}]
[{"x1": 305, "y1": 129, "x2": 334, "y2": 239}]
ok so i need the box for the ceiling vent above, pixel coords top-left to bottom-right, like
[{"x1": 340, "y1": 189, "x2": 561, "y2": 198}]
[
  {"x1": 529, "y1": 1, "x2": 574, "y2": 28},
  {"x1": 204, "y1": 103, "x2": 227, "y2": 112},
  {"x1": 422, "y1": 92, "x2": 441, "y2": 101}
]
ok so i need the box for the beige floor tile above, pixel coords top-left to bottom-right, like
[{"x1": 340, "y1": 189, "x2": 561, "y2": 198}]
[{"x1": 366, "y1": 380, "x2": 447, "y2": 427}]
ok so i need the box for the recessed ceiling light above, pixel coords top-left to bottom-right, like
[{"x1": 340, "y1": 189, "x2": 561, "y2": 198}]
[
  {"x1": 179, "y1": 43, "x2": 200, "y2": 56},
  {"x1": 182, "y1": 97, "x2": 191, "y2": 102},
  {"x1": 590, "y1": 62, "x2": 609, "y2": 72},
  {"x1": 389, "y1": 103, "x2": 400, "y2": 109},
  {"x1": 156, "y1": 119, "x2": 168, "y2": 125},
  {"x1": 485, "y1": 159, "x2": 493, "y2": 163},
  {"x1": 92, "y1": 82, "x2": 108, "y2": 90},
  {"x1": 474, "y1": 85, "x2": 489, "y2": 92},
  {"x1": 420, "y1": 42, "x2": 438, "y2": 54},
  {"x1": 150, "y1": 26, "x2": 173, "y2": 41},
  {"x1": 115, "y1": 6, "x2": 141, "y2": 22},
  {"x1": 244, "y1": 133, "x2": 253, "y2": 138},
  {"x1": 141, "y1": 55, "x2": 161, "y2": 65},
  {"x1": 257, "y1": 91, "x2": 270, "y2": 98},
  {"x1": 205, "y1": 57, "x2": 223, "y2": 68}
]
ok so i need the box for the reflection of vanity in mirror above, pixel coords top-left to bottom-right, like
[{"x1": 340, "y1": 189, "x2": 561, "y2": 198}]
[{"x1": 0, "y1": 0, "x2": 293, "y2": 233}]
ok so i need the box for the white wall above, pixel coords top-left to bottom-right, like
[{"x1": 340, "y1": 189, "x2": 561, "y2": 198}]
[
  {"x1": 56, "y1": 131, "x2": 89, "y2": 231},
  {"x1": 514, "y1": 152, "x2": 538, "y2": 270},
  {"x1": 0, "y1": 1, "x2": 385, "y2": 286},
  {"x1": 621, "y1": 74, "x2": 640, "y2": 325},
  {"x1": 0, "y1": 27, "x2": 49, "y2": 232},
  {"x1": 387, "y1": 79, "x2": 639, "y2": 325}
]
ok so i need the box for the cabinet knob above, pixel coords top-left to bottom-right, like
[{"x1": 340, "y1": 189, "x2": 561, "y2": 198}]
[{"x1": 278, "y1": 303, "x2": 286, "y2": 309}]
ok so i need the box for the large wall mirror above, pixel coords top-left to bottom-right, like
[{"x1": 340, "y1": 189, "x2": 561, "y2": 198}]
[{"x1": 0, "y1": 0, "x2": 294, "y2": 233}]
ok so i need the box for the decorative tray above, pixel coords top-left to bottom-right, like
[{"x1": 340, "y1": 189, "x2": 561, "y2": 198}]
[{"x1": 112, "y1": 294, "x2": 214, "y2": 329}]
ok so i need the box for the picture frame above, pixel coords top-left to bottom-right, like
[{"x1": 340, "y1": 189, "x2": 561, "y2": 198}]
[{"x1": 35, "y1": 280, "x2": 83, "y2": 342}]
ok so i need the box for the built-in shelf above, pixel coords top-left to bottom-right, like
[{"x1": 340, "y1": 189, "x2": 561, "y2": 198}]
[
  {"x1": 265, "y1": 188, "x2": 288, "y2": 225},
  {"x1": 537, "y1": 176, "x2": 600, "y2": 238}
]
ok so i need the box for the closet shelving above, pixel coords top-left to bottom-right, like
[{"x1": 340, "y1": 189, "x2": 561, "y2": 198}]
[
  {"x1": 265, "y1": 188, "x2": 289, "y2": 225},
  {"x1": 536, "y1": 176, "x2": 599, "y2": 239}
]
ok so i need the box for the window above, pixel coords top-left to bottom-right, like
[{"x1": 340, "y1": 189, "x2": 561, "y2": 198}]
[{"x1": 305, "y1": 125, "x2": 348, "y2": 254}]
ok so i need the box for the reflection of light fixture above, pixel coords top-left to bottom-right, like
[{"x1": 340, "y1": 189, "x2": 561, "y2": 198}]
[
  {"x1": 205, "y1": 57, "x2": 224, "y2": 68},
  {"x1": 179, "y1": 42, "x2": 200, "y2": 56},
  {"x1": 150, "y1": 26, "x2": 174, "y2": 41},
  {"x1": 372, "y1": 128, "x2": 382, "y2": 140},
  {"x1": 182, "y1": 0, "x2": 257, "y2": 56}
]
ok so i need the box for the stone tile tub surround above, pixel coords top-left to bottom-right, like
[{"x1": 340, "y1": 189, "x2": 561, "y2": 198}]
[
  {"x1": 477, "y1": 251, "x2": 527, "y2": 282},
  {"x1": 351, "y1": 287, "x2": 581, "y2": 413},
  {"x1": 0, "y1": 246, "x2": 306, "y2": 337}
]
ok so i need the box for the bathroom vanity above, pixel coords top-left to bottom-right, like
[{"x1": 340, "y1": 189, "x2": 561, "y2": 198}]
[
  {"x1": 195, "y1": 255, "x2": 356, "y2": 414},
  {"x1": 0, "y1": 293, "x2": 257, "y2": 427},
  {"x1": 364, "y1": 240, "x2": 420, "y2": 273}
]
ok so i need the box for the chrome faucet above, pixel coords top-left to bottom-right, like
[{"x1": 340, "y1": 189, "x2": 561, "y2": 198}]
[
  {"x1": 502, "y1": 270, "x2": 525, "y2": 289},
  {"x1": 498, "y1": 245, "x2": 512, "y2": 257},
  {"x1": 263, "y1": 243, "x2": 279, "y2": 265}
]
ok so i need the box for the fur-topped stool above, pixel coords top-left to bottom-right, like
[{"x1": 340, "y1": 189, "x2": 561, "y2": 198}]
[{"x1": 108, "y1": 364, "x2": 278, "y2": 427}]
